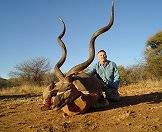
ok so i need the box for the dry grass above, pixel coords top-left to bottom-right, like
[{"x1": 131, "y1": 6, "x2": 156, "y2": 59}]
[
  {"x1": 119, "y1": 80, "x2": 162, "y2": 96},
  {"x1": 0, "y1": 85, "x2": 44, "y2": 96},
  {"x1": 0, "y1": 80, "x2": 161, "y2": 96}
]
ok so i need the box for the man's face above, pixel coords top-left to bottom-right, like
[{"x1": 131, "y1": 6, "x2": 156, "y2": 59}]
[{"x1": 97, "y1": 51, "x2": 107, "y2": 63}]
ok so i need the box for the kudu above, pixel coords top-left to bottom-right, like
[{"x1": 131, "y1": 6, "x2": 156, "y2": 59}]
[{"x1": 42, "y1": 0, "x2": 115, "y2": 115}]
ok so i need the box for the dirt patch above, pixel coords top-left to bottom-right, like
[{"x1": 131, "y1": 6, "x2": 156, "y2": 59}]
[{"x1": 0, "y1": 85, "x2": 162, "y2": 132}]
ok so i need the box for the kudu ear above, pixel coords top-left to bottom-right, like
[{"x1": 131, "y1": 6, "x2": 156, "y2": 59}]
[
  {"x1": 65, "y1": 0, "x2": 115, "y2": 77},
  {"x1": 54, "y1": 17, "x2": 67, "y2": 81}
]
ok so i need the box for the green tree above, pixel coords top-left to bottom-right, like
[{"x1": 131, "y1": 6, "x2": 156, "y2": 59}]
[
  {"x1": 118, "y1": 66, "x2": 129, "y2": 85},
  {"x1": 145, "y1": 31, "x2": 162, "y2": 80},
  {"x1": 0, "y1": 77, "x2": 13, "y2": 88}
]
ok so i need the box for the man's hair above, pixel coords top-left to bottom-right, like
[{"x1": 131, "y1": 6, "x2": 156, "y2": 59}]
[{"x1": 97, "y1": 49, "x2": 106, "y2": 54}]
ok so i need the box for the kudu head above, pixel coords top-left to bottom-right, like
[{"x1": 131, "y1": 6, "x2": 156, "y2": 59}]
[{"x1": 54, "y1": 0, "x2": 115, "y2": 92}]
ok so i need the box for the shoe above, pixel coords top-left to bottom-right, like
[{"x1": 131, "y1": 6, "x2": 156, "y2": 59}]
[
  {"x1": 94, "y1": 99, "x2": 109, "y2": 109},
  {"x1": 108, "y1": 96, "x2": 121, "y2": 102}
]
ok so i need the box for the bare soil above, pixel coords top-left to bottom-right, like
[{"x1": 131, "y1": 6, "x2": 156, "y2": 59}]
[{"x1": 0, "y1": 83, "x2": 162, "y2": 132}]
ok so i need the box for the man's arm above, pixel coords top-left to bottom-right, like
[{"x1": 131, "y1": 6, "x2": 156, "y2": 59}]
[{"x1": 85, "y1": 64, "x2": 97, "y2": 76}]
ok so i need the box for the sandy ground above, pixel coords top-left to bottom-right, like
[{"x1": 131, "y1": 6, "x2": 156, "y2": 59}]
[{"x1": 0, "y1": 83, "x2": 162, "y2": 132}]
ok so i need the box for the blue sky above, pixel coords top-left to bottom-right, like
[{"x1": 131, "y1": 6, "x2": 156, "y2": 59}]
[{"x1": 0, "y1": 0, "x2": 162, "y2": 79}]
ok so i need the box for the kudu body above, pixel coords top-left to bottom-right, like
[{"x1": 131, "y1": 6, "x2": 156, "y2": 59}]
[{"x1": 42, "y1": 0, "x2": 115, "y2": 115}]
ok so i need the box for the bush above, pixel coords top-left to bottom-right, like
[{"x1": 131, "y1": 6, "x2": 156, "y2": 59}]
[
  {"x1": 0, "y1": 78, "x2": 14, "y2": 88},
  {"x1": 9, "y1": 57, "x2": 51, "y2": 86}
]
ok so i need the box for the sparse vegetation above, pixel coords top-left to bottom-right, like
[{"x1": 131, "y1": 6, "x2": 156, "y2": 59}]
[{"x1": 9, "y1": 57, "x2": 51, "y2": 86}]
